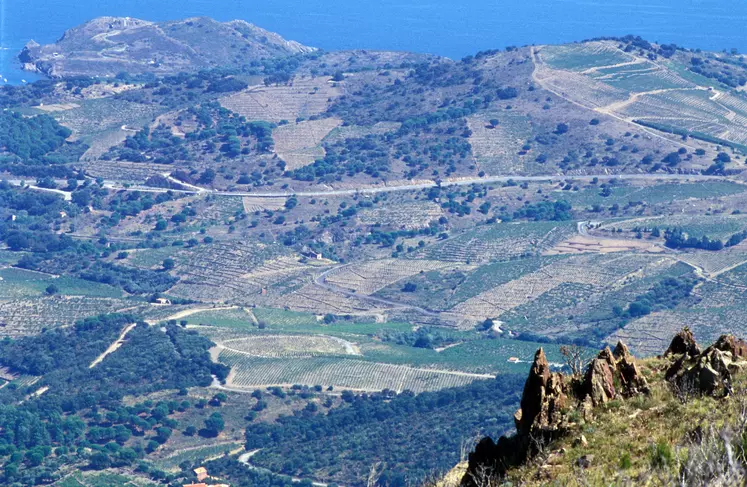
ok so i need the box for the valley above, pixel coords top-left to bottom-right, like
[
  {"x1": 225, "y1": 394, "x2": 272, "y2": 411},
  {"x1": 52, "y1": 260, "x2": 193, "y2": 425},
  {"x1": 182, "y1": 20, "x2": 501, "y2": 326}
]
[{"x1": 3, "y1": 18, "x2": 747, "y2": 487}]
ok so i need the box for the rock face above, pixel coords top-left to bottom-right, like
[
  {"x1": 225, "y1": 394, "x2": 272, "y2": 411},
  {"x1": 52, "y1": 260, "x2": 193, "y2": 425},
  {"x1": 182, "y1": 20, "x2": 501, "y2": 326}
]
[
  {"x1": 584, "y1": 353, "x2": 616, "y2": 406},
  {"x1": 666, "y1": 332, "x2": 747, "y2": 397},
  {"x1": 18, "y1": 16, "x2": 316, "y2": 78}
]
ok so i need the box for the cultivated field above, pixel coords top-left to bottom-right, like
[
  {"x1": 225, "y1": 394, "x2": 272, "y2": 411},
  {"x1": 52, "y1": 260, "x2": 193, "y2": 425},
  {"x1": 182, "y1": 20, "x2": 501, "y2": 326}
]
[
  {"x1": 540, "y1": 42, "x2": 634, "y2": 72},
  {"x1": 0, "y1": 296, "x2": 143, "y2": 336},
  {"x1": 272, "y1": 117, "x2": 342, "y2": 170},
  {"x1": 411, "y1": 221, "x2": 576, "y2": 263},
  {"x1": 168, "y1": 241, "x2": 312, "y2": 303},
  {"x1": 324, "y1": 259, "x2": 463, "y2": 295},
  {"x1": 546, "y1": 234, "x2": 663, "y2": 255},
  {"x1": 451, "y1": 253, "x2": 675, "y2": 321},
  {"x1": 220, "y1": 76, "x2": 343, "y2": 123},
  {"x1": 219, "y1": 334, "x2": 360, "y2": 357},
  {"x1": 356, "y1": 201, "x2": 444, "y2": 229},
  {"x1": 271, "y1": 282, "x2": 389, "y2": 315},
  {"x1": 82, "y1": 159, "x2": 173, "y2": 182},
  {"x1": 467, "y1": 111, "x2": 532, "y2": 174},
  {"x1": 220, "y1": 351, "x2": 489, "y2": 393}
]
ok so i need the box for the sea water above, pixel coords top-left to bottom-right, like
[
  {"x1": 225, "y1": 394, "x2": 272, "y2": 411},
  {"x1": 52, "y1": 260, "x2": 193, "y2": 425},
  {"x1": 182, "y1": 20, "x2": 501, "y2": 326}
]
[{"x1": 1, "y1": 0, "x2": 747, "y2": 85}]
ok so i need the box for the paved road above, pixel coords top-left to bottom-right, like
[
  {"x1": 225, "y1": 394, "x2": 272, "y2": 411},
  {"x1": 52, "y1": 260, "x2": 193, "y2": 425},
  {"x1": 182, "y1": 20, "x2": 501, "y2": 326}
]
[
  {"x1": 103, "y1": 172, "x2": 729, "y2": 199},
  {"x1": 7, "y1": 173, "x2": 732, "y2": 200}
]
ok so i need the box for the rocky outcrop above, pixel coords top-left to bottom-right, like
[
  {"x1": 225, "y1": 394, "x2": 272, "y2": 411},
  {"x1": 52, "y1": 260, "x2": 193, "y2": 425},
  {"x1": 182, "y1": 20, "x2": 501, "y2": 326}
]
[
  {"x1": 583, "y1": 343, "x2": 648, "y2": 406},
  {"x1": 464, "y1": 349, "x2": 570, "y2": 486},
  {"x1": 583, "y1": 353, "x2": 616, "y2": 406},
  {"x1": 614, "y1": 341, "x2": 650, "y2": 397},
  {"x1": 666, "y1": 333, "x2": 747, "y2": 397},
  {"x1": 664, "y1": 327, "x2": 701, "y2": 357},
  {"x1": 514, "y1": 348, "x2": 568, "y2": 435},
  {"x1": 713, "y1": 335, "x2": 747, "y2": 360},
  {"x1": 464, "y1": 340, "x2": 648, "y2": 486},
  {"x1": 462, "y1": 332, "x2": 747, "y2": 486}
]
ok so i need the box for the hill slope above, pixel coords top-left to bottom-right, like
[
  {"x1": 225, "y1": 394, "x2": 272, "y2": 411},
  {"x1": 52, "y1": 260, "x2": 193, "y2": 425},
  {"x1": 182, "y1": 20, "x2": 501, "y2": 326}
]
[{"x1": 454, "y1": 329, "x2": 747, "y2": 486}]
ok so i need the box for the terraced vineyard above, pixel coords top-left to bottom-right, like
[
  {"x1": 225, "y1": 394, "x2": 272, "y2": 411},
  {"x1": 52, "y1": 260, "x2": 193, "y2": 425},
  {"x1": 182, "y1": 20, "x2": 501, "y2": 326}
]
[
  {"x1": 411, "y1": 221, "x2": 576, "y2": 264},
  {"x1": 169, "y1": 242, "x2": 313, "y2": 303},
  {"x1": 220, "y1": 76, "x2": 342, "y2": 123},
  {"x1": 534, "y1": 39, "x2": 747, "y2": 150},
  {"x1": 53, "y1": 98, "x2": 164, "y2": 140},
  {"x1": 541, "y1": 42, "x2": 634, "y2": 71},
  {"x1": 357, "y1": 201, "x2": 444, "y2": 229},
  {"x1": 452, "y1": 253, "x2": 675, "y2": 321},
  {"x1": 325, "y1": 259, "x2": 464, "y2": 295},
  {"x1": 555, "y1": 181, "x2": 747, "y2": 208},
  {"x1": 467, "y1": 111, "x2": 533, "y2": 174},
  {"x1": 82, "y1": 159, "x2": 174, "y2": 182},
  {"x1": 0, "y1": 296, "x2": 144, "y2": 336},
  {"x1": 272, "y1": 117, "x2": 342, "y2": 170}
]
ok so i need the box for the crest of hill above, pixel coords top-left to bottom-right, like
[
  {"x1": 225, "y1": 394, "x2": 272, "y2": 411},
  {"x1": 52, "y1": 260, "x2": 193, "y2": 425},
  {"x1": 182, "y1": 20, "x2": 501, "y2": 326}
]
[{"x1": 19, "y1": 16, "x2": 315, "y2": 78}]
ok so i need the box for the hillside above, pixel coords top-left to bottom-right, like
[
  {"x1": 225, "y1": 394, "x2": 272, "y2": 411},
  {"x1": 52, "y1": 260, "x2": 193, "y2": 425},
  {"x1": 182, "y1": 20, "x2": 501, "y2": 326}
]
[
  {"x1": 451, "y1": 329, "x2": 747, "y2": 486},
  {"x1": 6, "y1": 17, "x2": 747, "y2": 487},
  {"x1": 19, "y1": 16, "x2": 315, "y2": 78}
]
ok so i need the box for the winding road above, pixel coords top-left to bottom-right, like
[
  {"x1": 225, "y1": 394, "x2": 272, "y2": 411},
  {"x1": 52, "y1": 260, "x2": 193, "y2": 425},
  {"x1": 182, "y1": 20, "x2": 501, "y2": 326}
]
[{"x1": 6, "y1": 172, "x2": 732, "y2": 202}]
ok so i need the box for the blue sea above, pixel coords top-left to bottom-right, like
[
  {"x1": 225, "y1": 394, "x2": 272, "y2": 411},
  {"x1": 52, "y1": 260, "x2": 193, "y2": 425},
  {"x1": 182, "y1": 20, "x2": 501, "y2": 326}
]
[{"x1": 2, "y1": 0, "x2": 747, "y2": 85}]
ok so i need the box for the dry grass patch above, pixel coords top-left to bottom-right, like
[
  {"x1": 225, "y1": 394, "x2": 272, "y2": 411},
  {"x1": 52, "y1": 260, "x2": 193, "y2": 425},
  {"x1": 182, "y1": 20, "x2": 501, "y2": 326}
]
[{"x1": 34, "y1": 103, "x2": 80, "y2": 112}]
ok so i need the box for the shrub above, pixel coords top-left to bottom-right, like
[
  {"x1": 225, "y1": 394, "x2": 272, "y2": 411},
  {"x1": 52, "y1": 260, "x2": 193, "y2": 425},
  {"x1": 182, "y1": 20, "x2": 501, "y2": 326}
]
[{"x1": 650, "y1": 439, "x2": 674, "y2": 468}]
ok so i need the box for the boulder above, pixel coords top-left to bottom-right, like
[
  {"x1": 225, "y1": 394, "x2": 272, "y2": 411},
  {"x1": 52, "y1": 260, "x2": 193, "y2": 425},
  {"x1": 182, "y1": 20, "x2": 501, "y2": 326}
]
[
  {"x1": 584, "y1": 357, "x2": 616, "y2": 406},
  {"x1": 664, "y1": 327, "x2": 701, "y2": 357}
]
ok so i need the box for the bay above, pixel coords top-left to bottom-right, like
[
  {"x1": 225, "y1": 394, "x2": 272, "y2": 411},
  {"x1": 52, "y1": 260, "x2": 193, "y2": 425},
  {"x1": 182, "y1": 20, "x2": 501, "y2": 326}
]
[{"x1": 1, "y1": 0, "x2": 746, "y2": 85}]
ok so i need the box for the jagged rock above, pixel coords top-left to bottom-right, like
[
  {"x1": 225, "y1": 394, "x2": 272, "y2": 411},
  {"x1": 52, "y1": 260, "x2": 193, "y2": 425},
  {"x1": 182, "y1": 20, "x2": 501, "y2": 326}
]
[
  {"x1": 464, "y1": 349, "x2": 569, "y2": 487},
  {"x1": 664, "y1": 327, "x2": 701, "y2": 357},
  {"x1": 515, "y1": 348, "x2": 568, "y2": 435},
  {"x1": 613, "y1": 341, "x2": 650, "y2": 396},
  {"x1": 597, "y1": 346, "x2": 617, "y2": 369},
  {"x1": 584, "y1": 356, "x2": 616, "y2": 406},
  {"x1": 666, "y1": 338, "x2": 747, "y2": 397},
  {"x1": 713, "y1": 335, "x2": 747, "y2": 359}
]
